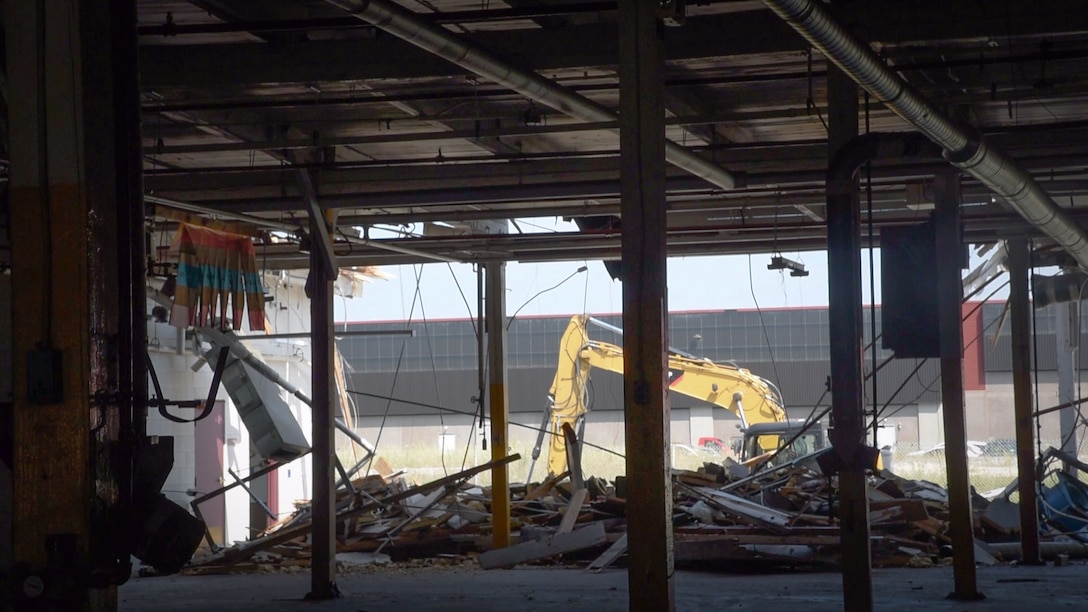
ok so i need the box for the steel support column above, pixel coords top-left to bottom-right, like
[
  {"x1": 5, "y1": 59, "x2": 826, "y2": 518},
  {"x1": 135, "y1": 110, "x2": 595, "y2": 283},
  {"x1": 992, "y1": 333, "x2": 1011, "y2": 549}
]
[
  {"x1": 934, "y1": 173, "x2": 983, "y2": 599},
  {"x1": 485, "y1": 262, "x2": 511, "y2": 549},
  {"x1": 1009, "y1": 239, "x2": 1043, "y2": 564},
  {"x1": 307, "y1": 225, "x2": 338, "y2": 599},
  {"x1": 618, "y1": 4, "x2": 673, "y2": 611},
  {"x1": 825, "y1": 65, "x2": 872, "y2": 611}
]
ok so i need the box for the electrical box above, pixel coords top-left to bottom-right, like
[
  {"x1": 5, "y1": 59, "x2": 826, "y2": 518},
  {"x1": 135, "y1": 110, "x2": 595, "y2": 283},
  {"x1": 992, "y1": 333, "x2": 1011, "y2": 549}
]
[{"x1": 214, "y1": 350, "x2": 310, "y2": 461}]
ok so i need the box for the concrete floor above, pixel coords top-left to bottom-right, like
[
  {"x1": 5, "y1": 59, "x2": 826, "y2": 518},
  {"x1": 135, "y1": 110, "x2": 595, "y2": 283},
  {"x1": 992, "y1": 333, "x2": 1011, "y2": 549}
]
[{"x1": 119, "y1": 563, "x2": 1088, "y2": 611}]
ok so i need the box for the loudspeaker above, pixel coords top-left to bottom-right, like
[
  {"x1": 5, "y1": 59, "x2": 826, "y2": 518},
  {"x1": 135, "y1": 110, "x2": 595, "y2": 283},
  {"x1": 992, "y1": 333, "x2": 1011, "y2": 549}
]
[{"x1": 881, "y1": 221, "x2": 940, "y2": 358}]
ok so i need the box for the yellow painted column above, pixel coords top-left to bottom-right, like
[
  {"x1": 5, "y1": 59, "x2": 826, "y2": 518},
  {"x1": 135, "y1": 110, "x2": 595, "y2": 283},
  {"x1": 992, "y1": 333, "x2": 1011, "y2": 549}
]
[{"x1": 486, "y1": 262, "x2": 510, "y2": 548}]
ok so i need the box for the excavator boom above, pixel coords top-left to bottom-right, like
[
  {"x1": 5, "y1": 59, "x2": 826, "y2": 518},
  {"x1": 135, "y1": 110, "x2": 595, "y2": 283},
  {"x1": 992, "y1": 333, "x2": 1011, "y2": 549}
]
[{"x1": 531, "y1": 315, "x2": 791, "y2": 478}]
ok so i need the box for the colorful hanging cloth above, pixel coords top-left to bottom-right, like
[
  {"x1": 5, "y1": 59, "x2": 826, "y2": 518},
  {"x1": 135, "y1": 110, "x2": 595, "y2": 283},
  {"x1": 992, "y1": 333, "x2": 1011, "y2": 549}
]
[{"x1": 168, "y1": 223, "x2": 266, "y2": 331}]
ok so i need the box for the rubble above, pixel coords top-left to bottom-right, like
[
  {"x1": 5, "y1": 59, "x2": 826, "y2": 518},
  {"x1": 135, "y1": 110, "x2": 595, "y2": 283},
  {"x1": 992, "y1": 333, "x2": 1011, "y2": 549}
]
[{"x1": 181, "y1": 445, "x2": 1088, "y2": 576}]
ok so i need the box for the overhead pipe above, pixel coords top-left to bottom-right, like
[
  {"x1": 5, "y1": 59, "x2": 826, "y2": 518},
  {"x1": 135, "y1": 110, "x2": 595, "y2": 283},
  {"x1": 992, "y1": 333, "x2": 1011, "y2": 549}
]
[
  {"x1": 323, "y1": 0, "x2": 742, "y2": 190},
  {"x1": 761, "y1": 0, "x2": 1088, "y2": 270}
]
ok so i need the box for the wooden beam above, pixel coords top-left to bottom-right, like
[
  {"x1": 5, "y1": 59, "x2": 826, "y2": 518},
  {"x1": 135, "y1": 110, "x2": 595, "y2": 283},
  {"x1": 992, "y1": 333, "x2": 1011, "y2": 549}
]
[
  {"x1": 934, "y1": 173, "x2": 983, "y2": 599},
  {"x1": 619, "y1": 4, "x2": 673, "y2": 611},
  {"x1": 1009, "y1": 239, "x2": 1043, "y2": 564},
  {"x1": 477, "y1": 521, "x2": 606, "y2": 570}
]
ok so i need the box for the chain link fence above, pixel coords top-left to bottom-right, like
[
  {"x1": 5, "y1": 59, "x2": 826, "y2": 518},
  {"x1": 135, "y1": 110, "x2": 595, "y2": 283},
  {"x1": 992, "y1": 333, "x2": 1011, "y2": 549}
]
[{"x1": 353, "y1": 435, "x2": 1079, "y2": 499}]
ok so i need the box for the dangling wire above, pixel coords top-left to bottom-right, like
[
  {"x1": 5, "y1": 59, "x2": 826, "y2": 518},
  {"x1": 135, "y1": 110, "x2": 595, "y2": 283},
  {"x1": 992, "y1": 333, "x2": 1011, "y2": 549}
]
[
  {"x1": 748, "y1": 254, "x2": 783, "y2": 391},
  {"x1": 806, "y1": 47, "x2": 829, "y2": 133},
  {"x1": 864, "y1": 91, "x2": 879, "y2": 449},
  {"x1": 1030, "y1": 243, "x2": 1044, "y2": 458}
]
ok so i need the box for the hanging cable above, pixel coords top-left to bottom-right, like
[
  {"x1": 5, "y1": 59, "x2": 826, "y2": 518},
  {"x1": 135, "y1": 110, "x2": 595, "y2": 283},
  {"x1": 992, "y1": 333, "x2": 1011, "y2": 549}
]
[
  {"x1": 1030, "y1": 244, "x2": 1045, "y2": 457},
  {"x1": 447, "y1": 262, "x2": 477, "y2": 338},
  {"x1": 747, "y1": 254, "x2": 783, "y2": 392},
  {"x1": 440, "y1": 261, "x2": 481, "y2": 472},
  {"x1": 874, "y1": 282, "x2": 1009, "y2": 426},
  {"x1": 362, "y1": 264, "x2": 426, "y2": 480},
  {"x1": 474, "y1": 264, "x2": 487, "y2": 457},
  {"x1": 506, "y1": 265, "x2": 588, "y2": 330},
  {"x1": 346, "y1": 389, "x2": 625, "y2": 459},
  {"x1": 581, "y1": 260, "x2": 591, "y2": 316},
  {"x1": 408, "y1": 263, "x2": 451, "y2": 477},
  {"x1": 864, "y1": 91, "x2": 880, "y2": 449}
]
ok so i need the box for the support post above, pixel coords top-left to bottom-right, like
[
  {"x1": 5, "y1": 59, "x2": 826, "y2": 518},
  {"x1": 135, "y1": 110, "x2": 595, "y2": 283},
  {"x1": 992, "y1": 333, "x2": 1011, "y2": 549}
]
[
  {"x1": 307, "y1": 222, "x2": 338, "y2": 599},
  {"x1": 934, "y1": 173, "x2": 982, "y2": 599},
  {"x1": 1009, "y1": 239, "x2": 1043, "y2": 564},
  {"x1": 6, "y1": 1, "x2": 134, "y2": 608},
  {"x1": 825, "y1": 66, "x2": 872, "y2": 612},
  {"x1": 618, "y1": 4, "x2": 673, "y2": 611},
  {"x1": 486, "y1": 262, "x2": 511, "y2": 549}
]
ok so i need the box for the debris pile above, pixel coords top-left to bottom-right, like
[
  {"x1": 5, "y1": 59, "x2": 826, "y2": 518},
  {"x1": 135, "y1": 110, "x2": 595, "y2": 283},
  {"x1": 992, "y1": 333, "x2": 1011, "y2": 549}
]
[
  {"x1": 183, "y1": 448, "x2": 970, "y2": 574},
  {"x1": 662, "y1": 449, "x2": 980, "y2": 569},
  {"x1": 185, "y1": 446, "x2": 1088, "y2": 574}
]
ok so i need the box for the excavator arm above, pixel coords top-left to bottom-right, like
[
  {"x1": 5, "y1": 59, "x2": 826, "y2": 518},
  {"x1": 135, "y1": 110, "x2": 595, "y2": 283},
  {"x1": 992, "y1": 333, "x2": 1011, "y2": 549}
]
[{"x1": 530, "y1": 315, "x2": 789, "y2": 478}]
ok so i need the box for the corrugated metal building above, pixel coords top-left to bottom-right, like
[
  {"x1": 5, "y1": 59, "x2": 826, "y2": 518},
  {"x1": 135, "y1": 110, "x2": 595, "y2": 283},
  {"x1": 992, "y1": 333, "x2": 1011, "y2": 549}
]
[{"x1": 340, "y1": 302, "x2": 1083, "y2": 463}]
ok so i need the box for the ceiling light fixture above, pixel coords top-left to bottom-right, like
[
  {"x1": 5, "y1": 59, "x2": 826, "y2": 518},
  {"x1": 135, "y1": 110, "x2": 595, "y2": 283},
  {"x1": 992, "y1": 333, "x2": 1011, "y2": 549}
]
[{"x1": 768, "y1": 255, "x2": 809, "y2": 277}]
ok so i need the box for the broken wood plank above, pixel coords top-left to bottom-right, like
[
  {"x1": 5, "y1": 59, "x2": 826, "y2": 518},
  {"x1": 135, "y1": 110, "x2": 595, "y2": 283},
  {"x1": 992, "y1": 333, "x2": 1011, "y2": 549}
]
[
  {"x1": 525, "y1": 471, "x2": 567, "y2": 500},
  {"x1": 562, "y1": 422, "x2": 583, "y2": 490},
  {"x1": 683, "y1": 485, "x2": 794, "y2": 533},
  {"x1": 557, "y1": 488, "x2": 589, "y2": 534},
  {"x1": 194, "y1": 454, "x2": 520, "y2": 567},
  {"x1": 478, "y1": 521, "x2": 606, "y2": 569},
  {"x1": 586, "y1": 533, "x2": 627, "y2": 573},
  {"x1": 870, "y1": 499, "x2": 929, "y2": 523},
  {"x1": 868, "y1": 506, "x2": 904, "y2": 525}
]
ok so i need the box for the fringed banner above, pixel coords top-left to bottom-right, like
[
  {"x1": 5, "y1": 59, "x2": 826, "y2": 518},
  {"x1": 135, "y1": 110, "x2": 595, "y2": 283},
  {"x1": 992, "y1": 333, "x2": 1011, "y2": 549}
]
[{"x1": 168, "y1": 223, "x2": 266, "y2": 331}]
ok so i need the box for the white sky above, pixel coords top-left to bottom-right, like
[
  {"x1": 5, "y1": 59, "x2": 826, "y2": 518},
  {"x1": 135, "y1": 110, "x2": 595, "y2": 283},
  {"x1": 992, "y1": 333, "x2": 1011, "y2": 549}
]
[{"x1": 334, "y1": 218, "x2": 892, "y2": 324}]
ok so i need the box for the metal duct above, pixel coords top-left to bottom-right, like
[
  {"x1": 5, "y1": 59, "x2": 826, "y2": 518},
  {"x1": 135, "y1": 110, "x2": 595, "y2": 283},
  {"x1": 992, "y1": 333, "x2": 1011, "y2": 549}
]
[
  {"x1": 325, "y1": 0, "x2": 741, "y2": 190},
  {"x1": 762, "y1": 0, "x2": 1088, "y2": 270}
]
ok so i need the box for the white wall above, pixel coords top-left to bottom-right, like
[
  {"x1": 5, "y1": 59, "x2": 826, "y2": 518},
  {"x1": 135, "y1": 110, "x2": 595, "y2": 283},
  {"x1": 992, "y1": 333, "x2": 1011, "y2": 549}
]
[
  {"x1": 145, "y1": 272, "x2": 339, "y2": 544},
  {"x1": 146, "y1": 344, "x2": 205, "y2": 510}
]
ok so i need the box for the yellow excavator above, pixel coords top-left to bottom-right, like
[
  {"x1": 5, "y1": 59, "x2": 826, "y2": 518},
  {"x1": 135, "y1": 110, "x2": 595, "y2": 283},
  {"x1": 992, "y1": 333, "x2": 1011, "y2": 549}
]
[{"x1": 528, "y1": 315, "x2": 827, "y2": 479}]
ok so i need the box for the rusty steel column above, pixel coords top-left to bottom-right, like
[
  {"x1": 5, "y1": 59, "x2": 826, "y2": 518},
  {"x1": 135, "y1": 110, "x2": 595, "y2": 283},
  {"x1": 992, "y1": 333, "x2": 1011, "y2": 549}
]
[
  {"x1": 1008, "y1": 239, "x2": 1043, "y2": 564},
  {"x1": 618, "y1": 3, "x2": 673, "y2": 611},
  {"x1": 307, "y1": 218, "x2": 338, "y2": 600},
  {"x1": 934, "y1": 173, "x2": 983, "y2": 599},
  {"x1": 825, "y1": 65, "x2": 872, "y2": 612}
]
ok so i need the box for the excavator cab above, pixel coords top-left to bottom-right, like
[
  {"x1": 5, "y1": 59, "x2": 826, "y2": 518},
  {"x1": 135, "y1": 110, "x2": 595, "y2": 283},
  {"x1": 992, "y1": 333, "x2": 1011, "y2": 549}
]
[{"x1": 739, "y1": 420, "x2": 826, "y2": 466}]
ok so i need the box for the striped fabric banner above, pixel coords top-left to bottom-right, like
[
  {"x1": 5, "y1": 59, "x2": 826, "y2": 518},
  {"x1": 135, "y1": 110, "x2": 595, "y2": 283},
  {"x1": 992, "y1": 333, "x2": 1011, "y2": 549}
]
[{"x1": 168, "y1": 223, "x2": 266, "y2": 331}]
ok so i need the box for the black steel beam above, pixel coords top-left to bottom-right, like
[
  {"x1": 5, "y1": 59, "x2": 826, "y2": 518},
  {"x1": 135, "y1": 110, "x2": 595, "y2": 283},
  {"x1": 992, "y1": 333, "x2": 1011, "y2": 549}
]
[
  {"x1": 139, "y1": 1, "x2": 1088, "y2": 88},
  {"x1": 825, "y1": 65, "x2": 872, "y2": 612}
]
